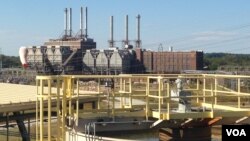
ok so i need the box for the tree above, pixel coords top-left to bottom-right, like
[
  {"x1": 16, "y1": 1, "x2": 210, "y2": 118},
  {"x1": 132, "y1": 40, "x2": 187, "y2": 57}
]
[
  {"x1": 204, "y1": 53, "x2": 250, "y2": 70},
  {"x1": 2, "y1": 55, "x2": 21, "y2": 68}
]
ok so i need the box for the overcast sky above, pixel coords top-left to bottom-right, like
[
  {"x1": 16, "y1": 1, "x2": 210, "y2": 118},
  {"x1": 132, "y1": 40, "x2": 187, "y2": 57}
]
[{"x1": 1, "y1": 0, "x2": 250, "y2": 56}]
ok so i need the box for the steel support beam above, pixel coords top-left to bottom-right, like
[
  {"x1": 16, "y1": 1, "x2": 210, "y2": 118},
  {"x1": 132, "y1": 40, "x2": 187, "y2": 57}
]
[{"x1": 13, "y1": 112, "x2": 30, "y2": 141}]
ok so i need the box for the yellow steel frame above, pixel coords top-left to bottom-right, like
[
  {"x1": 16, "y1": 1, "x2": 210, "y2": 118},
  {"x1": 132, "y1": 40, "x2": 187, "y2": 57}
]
[{"x1": 36, "y1": 74, "x2": 250, "y2": 141}]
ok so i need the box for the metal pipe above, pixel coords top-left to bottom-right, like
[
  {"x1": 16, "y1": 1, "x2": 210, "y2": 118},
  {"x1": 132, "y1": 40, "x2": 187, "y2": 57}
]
[
  {"x1": 69, "y1": 8, "x2": 72, "y2": 37},
  {"x1": 80, "y1": 7, "x2": 83, "y2": 37},
  {"x1": 6, "y1": 113, "x2": 9, "y2": 141},
  {"x1": 64, "y1": 8, "x2": 68, "y2": 36},
  {"x1": 85, "y1": 7, "x2": 88, "y2": 38}
]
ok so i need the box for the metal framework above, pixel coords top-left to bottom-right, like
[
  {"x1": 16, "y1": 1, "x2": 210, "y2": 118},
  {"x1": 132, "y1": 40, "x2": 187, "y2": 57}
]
[{"x1": 36, "y1": 74, "x2": 250, "y2": 140}]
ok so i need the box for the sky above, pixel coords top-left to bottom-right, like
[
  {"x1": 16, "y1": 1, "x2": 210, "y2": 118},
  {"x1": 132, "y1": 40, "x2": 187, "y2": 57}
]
[{"x1": 1, "y1": 0, "x2": 250, "y2": 56}]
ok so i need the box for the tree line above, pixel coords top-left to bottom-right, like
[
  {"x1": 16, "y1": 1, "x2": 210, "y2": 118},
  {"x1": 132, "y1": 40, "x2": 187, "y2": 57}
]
[
  {"x1": 204, "y1": 53, "x2": 250, "y2": 70},
  {"x1": 0, "y1": 55, "x2": 21, "y2": 68}
]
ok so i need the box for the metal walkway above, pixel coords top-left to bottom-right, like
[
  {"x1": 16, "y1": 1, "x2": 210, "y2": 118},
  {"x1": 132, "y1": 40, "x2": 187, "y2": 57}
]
[{"x1": 35, "y1": 74, "x2": 250, "y2": 140}]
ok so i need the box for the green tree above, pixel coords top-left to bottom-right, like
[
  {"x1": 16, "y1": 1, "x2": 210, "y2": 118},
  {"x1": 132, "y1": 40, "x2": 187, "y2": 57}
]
[
  {"x1": 204, "y1": 53, "x2": 250, "y2": 70},
  {"x1": 2, "y1": 55, "x2": 21, "y2": 68}
]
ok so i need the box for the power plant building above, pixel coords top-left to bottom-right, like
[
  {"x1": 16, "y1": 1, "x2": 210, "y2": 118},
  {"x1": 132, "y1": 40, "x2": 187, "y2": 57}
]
[{"x1": 23, "y1": 7, "x2": 203, "y2": 75}]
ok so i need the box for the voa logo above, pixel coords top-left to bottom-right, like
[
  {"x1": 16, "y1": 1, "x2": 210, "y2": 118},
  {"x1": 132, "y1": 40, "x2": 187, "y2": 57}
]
[{"x1": 226, "y1": 129, "x2": 246, "y2": 136}]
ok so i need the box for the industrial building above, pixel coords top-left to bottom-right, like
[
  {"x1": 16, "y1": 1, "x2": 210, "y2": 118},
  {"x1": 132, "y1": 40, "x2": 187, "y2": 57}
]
[
  {"x1": 140, "y1": 50, "x2": 203, "y2": 73},
  {"x1": 82, "y1": 49, "x2": 137, "y2": 74},
  {"x1": 25, "y1": 7, "x2": 97, "y2": 74},
  {"x1": 23, "y1": 7, "x2": 203, "y2": 75}
]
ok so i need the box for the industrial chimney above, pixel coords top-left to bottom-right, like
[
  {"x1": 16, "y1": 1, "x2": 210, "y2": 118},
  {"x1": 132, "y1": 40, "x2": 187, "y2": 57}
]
[
  {"x1": 69, "y1": 8, "x2": 72, "y2": 37},
  {"x1": 109, "y1": 16, "x2": 114, "y2": 48},
  {"x1": 64, "y1": 8, "x2": 68, "y2": 37},
  {"x1": 80, "y1": 7, "x2": 84, "y2": 38},
  {"x1": 125, "y1": 15, "x2": 129, "y2": 46},
  {"x1": 125, "y1": 15, "x2": 129, "y2": 45},
  {"x1": 85, "y1": 7, "x2": 88, "y2": 38},
  {"x1": 136, "y1": 14, "x2": 141, "y2": 48}
]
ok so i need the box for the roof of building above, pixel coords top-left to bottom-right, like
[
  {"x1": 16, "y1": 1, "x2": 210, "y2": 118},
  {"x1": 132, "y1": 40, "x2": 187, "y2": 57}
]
[{"x1": 0, "y1": 83, "x2": 36, "y2": 105}]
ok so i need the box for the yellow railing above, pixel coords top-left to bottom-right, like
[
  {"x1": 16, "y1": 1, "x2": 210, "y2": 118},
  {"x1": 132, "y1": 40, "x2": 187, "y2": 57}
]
[{"x1": 36, "y1": 74, "x2": 250, "y2": 141}]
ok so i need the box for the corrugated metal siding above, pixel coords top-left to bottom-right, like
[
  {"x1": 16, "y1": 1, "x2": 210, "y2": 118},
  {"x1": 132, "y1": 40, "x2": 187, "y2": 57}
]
[
  {"x1": 135, "y1": 48, "x2": 142, "y2": 62},
  {"x1": 142, "y1": 51, "x2": 203, "y2": 73},
  {"x1": 152, "y1": 52, "x2": 157, "y2": 73},
  {"x1": 142, "y1": 51, "x2": 153, "y2": 73},
  {"x1": 183, "y1": 54, "x2": 188, "y2": 70},
  {"x1": 189, "y1": 52, "x2": 196, "y2": 69}
]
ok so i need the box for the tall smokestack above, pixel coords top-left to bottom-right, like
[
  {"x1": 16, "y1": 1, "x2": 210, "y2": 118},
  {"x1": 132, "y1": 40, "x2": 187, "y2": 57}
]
[
  {"x1": 69, "y1": 8, "x2": 72, "y2": 37},
  {"x1": 136, "y1": 14, "x2": 141, "y2": 48},
  {"x1": 64, "y1": 8, "x2": 68, "y2": 36},
  {"x1": 80, "y1": 7, "x2": 83, "y2": 37},
  {"x1": 125, "y1": 15, "x2": 128, "y2": 45},
  {"x1": 85, "y1": 7, "x2": 88, "y2": 38},
  {"x1": 109, "y1": 16, "x2": 114, "y2": 47}
]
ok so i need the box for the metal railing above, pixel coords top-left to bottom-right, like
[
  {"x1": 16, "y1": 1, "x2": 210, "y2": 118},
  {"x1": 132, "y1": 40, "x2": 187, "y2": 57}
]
[{"x1": 36, "y1": 74, "x2": 250, "y2": 141}]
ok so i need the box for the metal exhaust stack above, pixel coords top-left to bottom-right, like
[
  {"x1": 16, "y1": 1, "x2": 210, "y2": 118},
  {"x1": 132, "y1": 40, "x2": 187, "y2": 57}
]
[
  {"x1": 85, "y1": 7, "x2": 88, "y2": 38},
  {"x1": 80, "y1": 7, "x2": 83, "y2": 38},
  {"x1": 69, "y1": 8, "x2": 72, "y2": 37},
  {"x1": 136, "y1": 14, "x2": 141, "y2": 48},
  {"x1": 64, "y1": 8, "x2": 68, "y2": 36},
  {"x1": 125, "y1": 15, "x2": 129, "y2": 45},
  {"x1": 109, "y1": 16, "x2": 114, "y2": 48}
]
